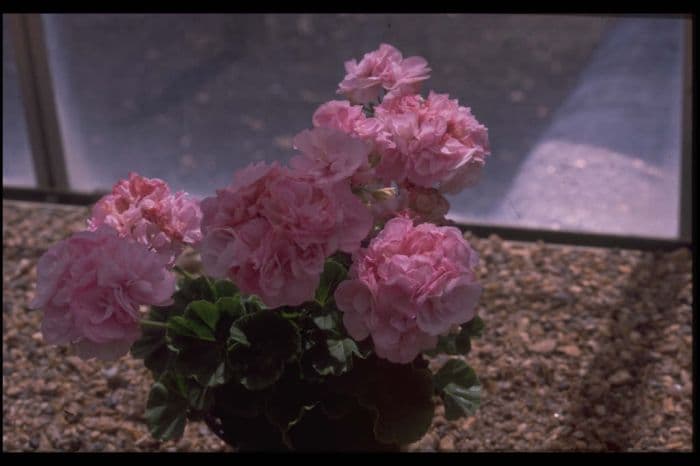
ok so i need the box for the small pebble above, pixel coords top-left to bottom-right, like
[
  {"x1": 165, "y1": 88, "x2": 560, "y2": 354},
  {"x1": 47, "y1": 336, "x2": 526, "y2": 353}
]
[
  {"x1": 609, "y1": 370, "x2": 633, "y2": 386},
  {"x1": 530, "y1": 339, "x2": 557, "y2": 353}
]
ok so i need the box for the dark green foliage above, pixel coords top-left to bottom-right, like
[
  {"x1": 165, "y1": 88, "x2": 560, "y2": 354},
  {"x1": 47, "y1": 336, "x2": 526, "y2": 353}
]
[
  {"x1": 227, "y1": 310, "x2": 301, "y2": 390},
  {"x1": 132, "y1": 260, "x2": 483, "y2": 450},
  {"x1": 314, "y1": 258, "x2": 348, "y2": 305},
  {"x1": 434, "y1": 358, "x2": 481, "y2": 420}
]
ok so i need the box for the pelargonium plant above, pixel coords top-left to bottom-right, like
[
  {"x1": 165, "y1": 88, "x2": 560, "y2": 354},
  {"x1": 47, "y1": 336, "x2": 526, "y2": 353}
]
[{"x1": 31, "y1": 43, "x2": 490, "y2": 452}]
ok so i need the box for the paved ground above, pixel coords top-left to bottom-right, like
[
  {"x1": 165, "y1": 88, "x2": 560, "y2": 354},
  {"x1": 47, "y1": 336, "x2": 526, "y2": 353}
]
[{"x1": 2, "y1": 14, "x2": 688, "y2": 238}]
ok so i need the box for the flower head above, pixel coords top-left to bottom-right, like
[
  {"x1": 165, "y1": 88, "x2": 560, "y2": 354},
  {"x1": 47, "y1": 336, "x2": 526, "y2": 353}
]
[
  {"x1": 373, "y1": 92, "x2": 490, "y2": 192},
  {"x1": 290, "y1": 126, "x2": 373, "y2": 186},
  {"x1": 335, "y1": 216, "x2": 481, "y2": 363},
  {"x1": 337, "y1": 43, "x2": 430, "y2": 104},
  {"x1": 88, "y1": 172, "x2": 202, "y2": 265},
  {"x1": 199, "y1": 162, "x2": 372, "y2": 308},
  {"x1": 30, "y1": 226, "x2": 176, "y2": 360}
]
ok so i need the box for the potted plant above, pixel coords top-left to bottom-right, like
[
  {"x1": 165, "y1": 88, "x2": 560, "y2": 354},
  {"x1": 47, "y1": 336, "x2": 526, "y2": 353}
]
[{"x1": 31, "y1": 43, "x2": 490, "y2": 452}]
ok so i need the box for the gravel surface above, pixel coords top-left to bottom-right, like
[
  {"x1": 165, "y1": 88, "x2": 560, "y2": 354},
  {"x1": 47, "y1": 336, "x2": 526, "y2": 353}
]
[{"x1": 2, "y1": 200, "x2": 692, "y2": 452}]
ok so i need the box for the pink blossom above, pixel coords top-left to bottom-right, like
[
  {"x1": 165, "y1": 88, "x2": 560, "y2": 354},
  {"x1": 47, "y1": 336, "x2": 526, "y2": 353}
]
[
  {"x1": 199, "y1": 162, "x2": 372, "y2": 308},
  {"x1": 312, "y1": 100, "x2": 366, "y2": 134},
  {"x1": 373, "y1": 92, "x2": 490, "y2": 192},
  {"x1": 334, "y1": 216, "x2": 481, "y2": 363},
  {"x1": 30, "y1": 226, "x2": 176, "y2": 361},
  {"x1": 290, "y1": 127, "x2": 372, "y2": 186},
  {"x1": 88, "y1": 173, "x2": 202, "y2": 265},
  {"x1": 310, "y1": 101, "x2": 388, "y2": 186},
  {"x1": 337, "y1": 43, "x2": 430, "y2": 104}
]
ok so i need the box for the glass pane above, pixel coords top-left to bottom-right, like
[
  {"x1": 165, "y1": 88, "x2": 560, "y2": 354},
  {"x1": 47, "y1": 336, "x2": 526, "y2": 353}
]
[
  {"x1": 42, "y1": 14, "x2": 685, "y2": 239},
  {"x1": 3, "y1": 15, "x2": 37, "y2": 187}
]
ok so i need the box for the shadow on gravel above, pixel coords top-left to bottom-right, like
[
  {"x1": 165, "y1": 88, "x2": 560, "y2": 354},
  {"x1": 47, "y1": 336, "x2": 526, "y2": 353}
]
[{"x1": 554, "y1": 249, "x2": 689, "y2": 451}]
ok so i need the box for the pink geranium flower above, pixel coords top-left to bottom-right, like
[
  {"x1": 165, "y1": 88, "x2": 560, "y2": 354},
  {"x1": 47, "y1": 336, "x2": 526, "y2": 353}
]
[
  {"x1": 290, "y1": 126, "x2": 373, "y2": 186},
  {"x1": 373, "y1": 92, "x2": 490, "y2": 192},
  {"x1": 334, "y1": 216, "x2": 481, "y2": 363},
  {"x1": 88, "y1": 172, "x2": 202, "y2": 266},
  {"x1": 30, "y1": 226, "x2": 176, "y2": 361},
  {"x1": 198, "y1": 162, "x2": 372, "y2": 308},
  {"x1": 337, "y1": 43, "x2": 430, "y2": 104}
]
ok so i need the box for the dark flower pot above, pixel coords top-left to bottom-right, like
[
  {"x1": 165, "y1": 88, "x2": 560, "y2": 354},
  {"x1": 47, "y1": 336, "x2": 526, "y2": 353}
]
[{"x1": 204, "y1": 401, "x2": 400, "y2": 452}]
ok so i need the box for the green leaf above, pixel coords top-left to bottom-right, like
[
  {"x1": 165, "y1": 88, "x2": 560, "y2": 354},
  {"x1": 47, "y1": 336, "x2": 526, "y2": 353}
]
[
  {"x1": 319, "y1": 390, "x2": 355, "y2": 420},
  {"x1": 228, "y1": 326, "x2": 250, "y2": 347},
  {"x1": 177, "y1": 276, "x2": 217, "y2": 303},
  {"x1": 434, "y1": 359, "x2": 481, "y2": 421},
  {"x1": 243, "y1": 295, "x2": 265, "y2": 312},
  {"x1": 145, "y1": 380, "x2": 187, "y2": 441},
  {"x1": 216, "y1": 296, "x2": 244, "y2": 317},
  {"x1": 186, "y1": 300, "x2": 220, "y2": 331},
  {"x1": 329, "y1": 251, "x2": 352, "y2": 269},
  {"x1": 204, "y1": 361, "x2": 229, "y2": 388},
  {"x1": 168, "y1": 315, "x2": 216, "y2": 341},
  {"x1": 227, "y1": 310, "x2": 301, "y2": 390},
  {"x1": 310, "y1": 341, "x2": 347, "y2": 376},
  {"x1": 315, "y1": 258, "x2": 347, "y2": 305},
  {"x1": 434, "y1": 358, "x2": 477, "y2": 390},
  {"x1": 465, "y1": 316, "x2": 485, "y2": 338},
  {"x1": 187, "y1": 384, "x2": 214, "y2": 413},
  {"x1": 427, "y1": 326, "x2": 473, "y2": 357},
  {"x1": 356, "y1": 359, "x2": 435, "y2": 445},
  {"x1": 171, "y1": 338, "x2": 222, "y2": 383},
  {"x1": 328, "y1": 338, "x2": 359, "y2": 360},
  {"x1": 312, "y1": 313, "x2": 337, "y2": 332},
  {"x1": 214, "y1": 279, "x2": 238, "y2": 299},
  {"x1": 131, "y1": 306, "x2": 176, "y2": 376},
  {"x1": 265, "y1": 370, "x2": 318, "y2": 436},
  {"x1": 210, "y1": 380, "x2": 265, "y2": 419}
]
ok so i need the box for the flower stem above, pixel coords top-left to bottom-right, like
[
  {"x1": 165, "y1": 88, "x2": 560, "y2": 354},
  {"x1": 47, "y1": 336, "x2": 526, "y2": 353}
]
[
  {"x1": 173, "y1": 265, "x2": 195, "y2": 281},
  {"x1": 203, "y1": 274, "x2": 217, "y2": 298},
  {"x1": 140, "y1": 319, "x2": 168, "y2": 329}
]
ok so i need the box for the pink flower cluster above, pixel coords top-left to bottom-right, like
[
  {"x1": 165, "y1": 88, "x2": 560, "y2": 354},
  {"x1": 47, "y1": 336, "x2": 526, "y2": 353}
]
[
  {"x1": 32, "y1": 43, "x2": 487, "y2": 365},
  {"x1": 32, "y1": 173, "x2": 200, "y2": 360},
  {"x1": 372, "y1": 92, "x2": 490, "y2": 193},
  {"x1": 311, "y1": 94, "x2": 489, "y2": 196},
  {"x1": 88, "y1": 172, "x2": 202, "y2": 265},
  {"x1": 334, "y1": 216, "x2": 482, "y2": 363},
  {"x1": 30, "y1": 226, "x2": 176, "y2": 360},
  {"x1": 338, "y1": 43, "x2": 431, "y2": 104},
  {"x1": 198, "y1": 159, "x2": 372, "y2": 308}
]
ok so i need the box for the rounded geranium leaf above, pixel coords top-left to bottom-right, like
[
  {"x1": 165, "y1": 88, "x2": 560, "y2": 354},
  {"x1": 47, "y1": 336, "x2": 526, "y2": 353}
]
[
  {"x1": 315, "y1": 258, "x2": 348, "y2": 306},
  {"x1": 131, "y1": 305, "x2": 178, "y2": 377},
  {"x1": 464, "y1": 315, "x2": 485, "y2": 338},
  {"x1": 227, "y1": 310, "x2": 301, "y2": 390},
  {"x1": 265, "y1": 370, "x2": 319, "y2": 443},
  {"x1": 358, "y1": 361, "x2": 435, "y2": 445},
  {"x1": 186, "y1": 300, "x2": 220, "y2": 332},
  {"x1": 145, "y1": 380, "x2": 188, "y2": 441},
  {"x1": 434, "y1": 359, "x2": 481, "y2": 421},
  {"x1": 214, "y1": 279, "x2": 238, "y2": 299}
]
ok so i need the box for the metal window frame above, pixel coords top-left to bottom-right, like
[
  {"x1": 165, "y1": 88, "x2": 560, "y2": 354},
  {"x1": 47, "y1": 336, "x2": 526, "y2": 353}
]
[
  {"x1": 2, "y1": 13, "x2": 694, "y2": 252},
  {"x1": 679, "y1": 18, "x2": 693, "y2": 243},
  {"x1": 8, "y1": 13, "x2": 69, "y2": 190}
]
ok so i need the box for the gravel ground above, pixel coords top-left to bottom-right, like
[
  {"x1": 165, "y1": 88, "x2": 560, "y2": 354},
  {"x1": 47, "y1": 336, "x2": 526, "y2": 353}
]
[{"x1": 2, "y1": 200, "x2": 693, "y2": 452}]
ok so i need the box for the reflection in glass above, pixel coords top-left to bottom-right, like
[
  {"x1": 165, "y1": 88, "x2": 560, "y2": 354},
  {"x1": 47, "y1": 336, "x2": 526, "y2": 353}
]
[{"x1": 41, "y1": 14, "x2": 685, "y2": 239}]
